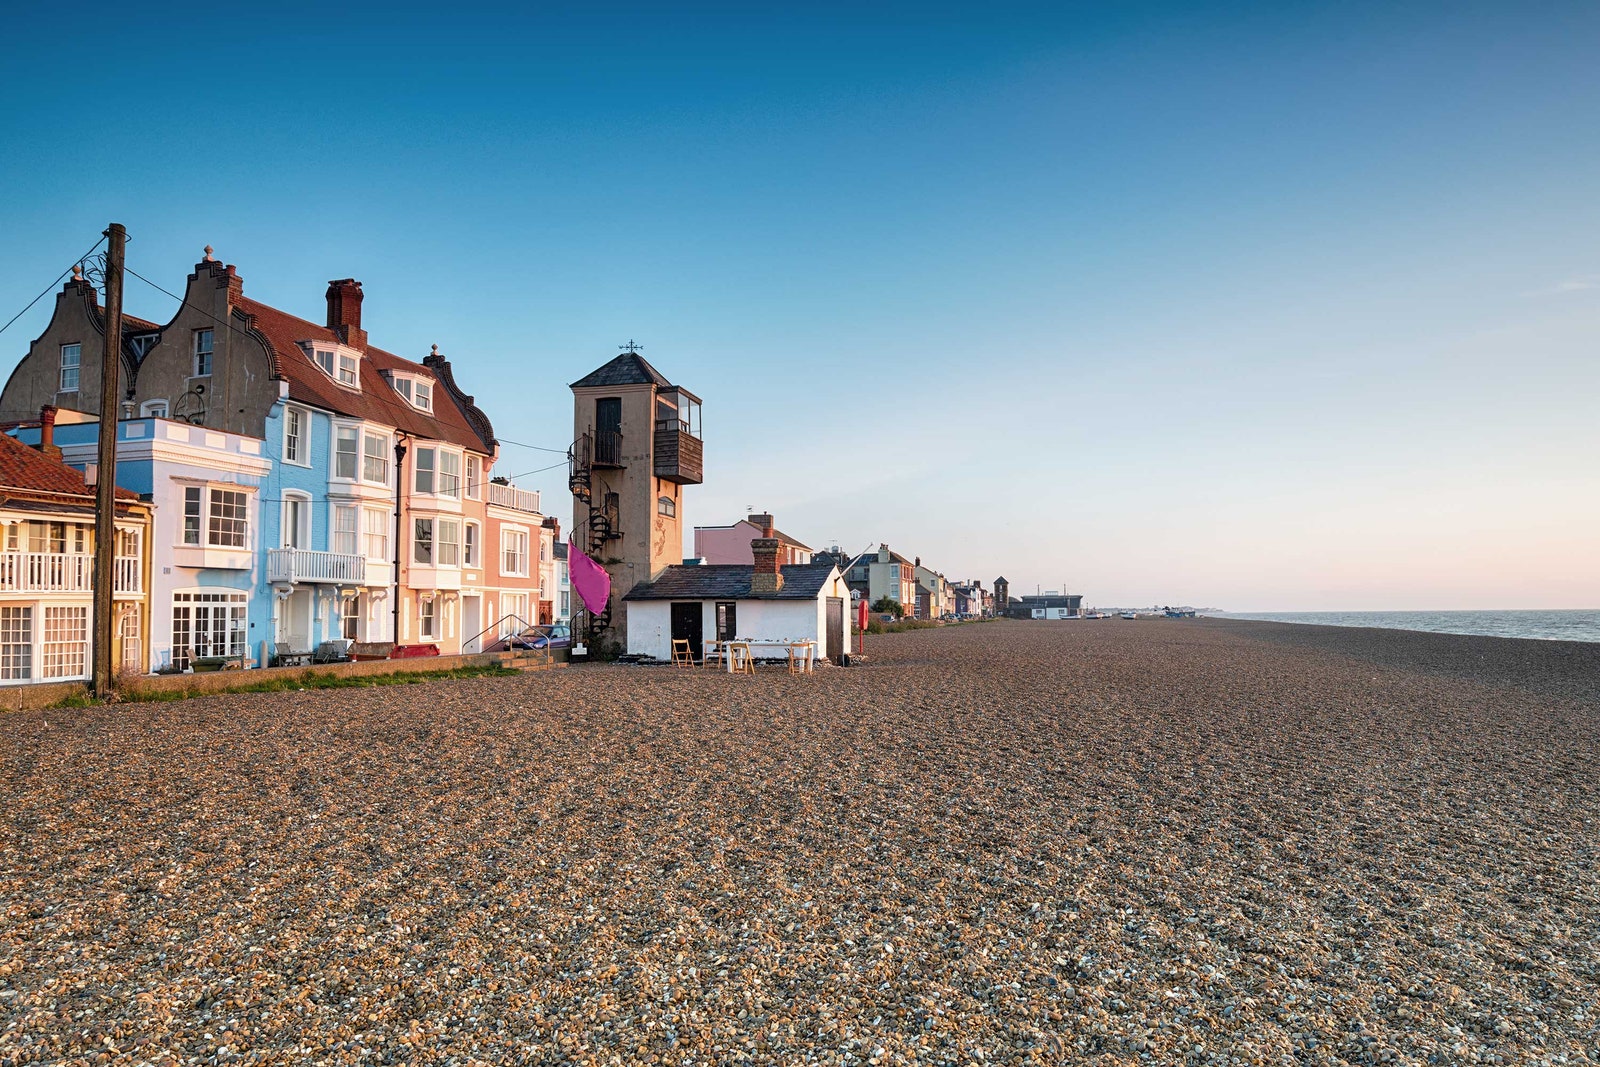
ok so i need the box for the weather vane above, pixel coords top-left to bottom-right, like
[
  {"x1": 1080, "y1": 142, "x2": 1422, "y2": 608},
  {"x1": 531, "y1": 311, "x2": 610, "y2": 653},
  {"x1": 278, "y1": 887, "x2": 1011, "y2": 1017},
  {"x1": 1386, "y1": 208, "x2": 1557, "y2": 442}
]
[{"x1": 619, "y1": 339, "x2": 644, "y2": 353}]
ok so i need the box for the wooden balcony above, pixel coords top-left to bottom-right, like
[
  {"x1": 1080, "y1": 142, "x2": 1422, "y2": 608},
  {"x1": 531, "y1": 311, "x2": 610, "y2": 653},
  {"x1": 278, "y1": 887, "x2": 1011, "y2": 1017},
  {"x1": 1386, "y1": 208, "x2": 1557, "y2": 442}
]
[
  {"x1": 267, "y1": 548, "x2": 367, "y2": 585},
  {"x1": 0, "y1": 552, "x2": 141, "y2": 595},
  {"x1": 653, "y1": 424, "x2": 703, "y2": 484}
]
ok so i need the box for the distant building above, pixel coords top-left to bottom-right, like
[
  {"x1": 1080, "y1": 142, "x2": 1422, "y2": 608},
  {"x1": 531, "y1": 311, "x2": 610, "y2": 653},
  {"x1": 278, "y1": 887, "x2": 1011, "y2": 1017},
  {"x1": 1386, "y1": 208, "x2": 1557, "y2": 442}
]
[
  {"x1": 993, "y1": 576, "x2": 1010, "y2": 615},
  {"x1": 1006, "y1": 593, "x2": 1083, "y2": 619},
  {"x1": 694, "y1": 511, "x2": 812, "y2": 566}
]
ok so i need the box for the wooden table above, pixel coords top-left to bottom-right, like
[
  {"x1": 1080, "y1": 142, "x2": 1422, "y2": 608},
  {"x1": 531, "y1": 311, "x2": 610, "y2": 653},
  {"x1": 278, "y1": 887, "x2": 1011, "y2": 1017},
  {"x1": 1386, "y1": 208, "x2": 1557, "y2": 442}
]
[{"x1": 716, "y1": 639, "x2": 815, "y2": 673}]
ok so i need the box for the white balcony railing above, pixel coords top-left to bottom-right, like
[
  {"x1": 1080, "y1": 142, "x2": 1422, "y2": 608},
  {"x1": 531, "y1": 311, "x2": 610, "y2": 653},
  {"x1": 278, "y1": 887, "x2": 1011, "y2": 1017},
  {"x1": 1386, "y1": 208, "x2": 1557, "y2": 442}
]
[
  {"x1": 0, "y1": 552, "x2": 142, "y2": 595},
  {"x1": 487, "y1": 482, "x2": 541, "y2": 514},
  {"x1": 267, "y1": 548, "x2": 366, "y2": 585}
]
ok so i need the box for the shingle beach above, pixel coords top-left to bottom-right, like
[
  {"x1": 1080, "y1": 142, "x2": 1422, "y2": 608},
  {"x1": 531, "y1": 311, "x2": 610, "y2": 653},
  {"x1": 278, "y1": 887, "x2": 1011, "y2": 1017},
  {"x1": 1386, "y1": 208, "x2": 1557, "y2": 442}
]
[{"x1": 3, "y1": 619, "x2": 1597, "y2": 1065}]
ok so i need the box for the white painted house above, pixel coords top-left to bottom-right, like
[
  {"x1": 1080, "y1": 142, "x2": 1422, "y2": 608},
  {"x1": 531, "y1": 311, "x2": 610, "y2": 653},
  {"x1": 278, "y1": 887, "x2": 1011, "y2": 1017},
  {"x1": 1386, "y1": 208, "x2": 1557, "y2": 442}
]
[
  {"x1": 623, "y1": 548, "x2": 852, "y2": 664},
  {"x1": 57, "y1": 417, "x2": 271, "y2": 671}
]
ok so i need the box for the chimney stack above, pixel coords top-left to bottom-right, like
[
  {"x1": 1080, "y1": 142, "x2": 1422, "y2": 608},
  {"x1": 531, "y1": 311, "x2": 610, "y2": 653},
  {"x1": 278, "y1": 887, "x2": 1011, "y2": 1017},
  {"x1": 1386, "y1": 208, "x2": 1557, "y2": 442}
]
[
  {"x1": 751, "y1": 535, "x2": 783, "y2": 595},
  {"x1": 325, "y1": 279, "x2": 367, "y2": 349},
  {"x1": 37, "y1": 406, "x2": 61, "y2": 460}
]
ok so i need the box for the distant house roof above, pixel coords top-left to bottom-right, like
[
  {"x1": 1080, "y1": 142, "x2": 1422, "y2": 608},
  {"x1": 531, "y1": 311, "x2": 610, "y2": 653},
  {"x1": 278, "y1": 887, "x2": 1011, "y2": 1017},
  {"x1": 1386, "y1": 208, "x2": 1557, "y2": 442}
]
[
  {"x1": 233, "y1": 295, "x2": 495, "y2": 454},
  {"x1": 0, "y1": 432, "x2": 136, "y2": 501},
  {"x1": 553, "y1": 542, "x2": 568, "y2": 561},
  {"x1": 624, "y1": 563, "x2": 838, "y2": 602},
  {"x1": 570, "y1": 353, "x2": 674, "y2": 390}
]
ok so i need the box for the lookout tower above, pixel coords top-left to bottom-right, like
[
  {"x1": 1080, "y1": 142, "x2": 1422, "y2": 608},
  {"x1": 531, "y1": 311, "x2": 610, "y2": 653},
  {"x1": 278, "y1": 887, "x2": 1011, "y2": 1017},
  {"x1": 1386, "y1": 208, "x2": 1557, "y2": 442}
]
[{"x1": 569, "y1": 347, "x2": 702, "y2": 651}]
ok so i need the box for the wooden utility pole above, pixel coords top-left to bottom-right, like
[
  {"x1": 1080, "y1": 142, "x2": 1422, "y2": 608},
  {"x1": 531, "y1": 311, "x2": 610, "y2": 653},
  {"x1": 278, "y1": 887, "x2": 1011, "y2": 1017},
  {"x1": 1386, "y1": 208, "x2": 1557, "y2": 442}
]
[{"x1": 92, "y1": 223, "x2": 126, "y2": 696}]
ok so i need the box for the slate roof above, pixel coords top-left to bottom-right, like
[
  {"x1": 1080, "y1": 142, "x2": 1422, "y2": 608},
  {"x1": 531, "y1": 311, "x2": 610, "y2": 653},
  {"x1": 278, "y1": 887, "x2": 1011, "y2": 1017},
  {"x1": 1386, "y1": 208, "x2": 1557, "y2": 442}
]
[
  {"x1": 624, "y1": 563, "x2": 838, "y2": 602},
  {"x1": 569, "y1": 352, "x2": 674, "y2": 390},
  {"x1": 0, "y1": 432, "x2": 137, "y2": 500},
  {"x1": 232, "y1": 295, "x2": 495, "y2": 454},
  {"x1": 553, "y1": 542, "x2": 568, "y2": 561}
]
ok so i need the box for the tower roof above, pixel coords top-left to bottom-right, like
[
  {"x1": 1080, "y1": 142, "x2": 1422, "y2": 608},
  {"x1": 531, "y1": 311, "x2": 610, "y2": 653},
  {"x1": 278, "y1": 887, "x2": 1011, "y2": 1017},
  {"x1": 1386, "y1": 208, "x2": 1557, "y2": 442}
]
[{"x1": 570, "y1": 352, "x2": 674, "y2": 390}]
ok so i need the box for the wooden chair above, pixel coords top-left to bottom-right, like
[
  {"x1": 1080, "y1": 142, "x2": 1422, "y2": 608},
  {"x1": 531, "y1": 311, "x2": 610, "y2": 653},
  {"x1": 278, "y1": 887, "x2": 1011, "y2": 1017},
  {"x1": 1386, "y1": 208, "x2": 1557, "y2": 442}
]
[
  {"x1": 703, "y1": 640, "x2": 727, "y2": 669},
  {"x1": 786, "y1": 642, "x2": 813, "y2": 675},
  {"x1": 671, "y1": 639, "x2": 695, "y2": 668},
  {"x1": 727, "y1": 641, "x2": 754, "y2": 675}
]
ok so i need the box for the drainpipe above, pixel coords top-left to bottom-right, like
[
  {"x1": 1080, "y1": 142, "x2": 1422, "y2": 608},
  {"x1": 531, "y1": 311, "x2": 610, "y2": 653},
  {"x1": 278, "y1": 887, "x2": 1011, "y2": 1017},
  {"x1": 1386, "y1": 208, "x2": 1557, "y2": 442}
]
[{"x1": 392, "y1": 435, "x2": 408, "y2": 644}]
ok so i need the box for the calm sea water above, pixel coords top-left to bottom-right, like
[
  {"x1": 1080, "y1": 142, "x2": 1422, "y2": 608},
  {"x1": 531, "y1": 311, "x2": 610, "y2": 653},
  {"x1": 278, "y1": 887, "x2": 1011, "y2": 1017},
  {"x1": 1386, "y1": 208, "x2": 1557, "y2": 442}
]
[{"x1": 1212, "y1": 610, "x2": 1600, "y2": 643}]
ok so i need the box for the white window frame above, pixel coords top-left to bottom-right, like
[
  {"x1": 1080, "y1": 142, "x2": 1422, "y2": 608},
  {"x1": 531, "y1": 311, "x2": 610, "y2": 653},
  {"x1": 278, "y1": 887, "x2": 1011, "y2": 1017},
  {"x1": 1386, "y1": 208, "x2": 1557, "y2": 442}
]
[
  {"x1": 363, "y1": 507, "x2": 389, "y2": 560},
  {"x1": 438, "y1": 451, "x2": 460, "y2": 498},
  {"x1": 465, "y1": 455, "x2": 482, "y2": 500},
  {"x1": 193, "y1": 329, "x2": 214, "y2": 377},
  {"x1": 0, "y1": 606, "x2": 33, "y2": 681},
  {"x1": 59, "y1": 343, "x2": 81, "y2": 392},
  {"x1": 501, "y1": 526, "x2": 530, "y2": 577},
  {"x1": 332, "y1": 504, "x2": 359, "y2": 557},
  {"x1": 419, "y1": 596, "x2": 437, "y2": 639},
  {"x1": 337, "y1": 351, "x2": 359, "y2": 387},
  {"x1": 283, "y1": 406, "x2": 310, "y2": 466},
  {"x1": 140, "y1": 399, "x2": 168, "y2": 418},
  {"x1": 413, "y1": 379, "x2": 432, "y2": 412},
  {"x1": 313, "y1": 347, "x2": 335, "y2": 377},
  {"x1": 176, "y1": 484, "x2": 251, "y2": 549},
  {"x1": 362, "y1": 431, "x2": 390, "y2": 485},
  {"x1": 437, "y1": 518, "x2": 460, "y2": 567},
  {"x1": 413, "y1": 517, "x2": 434, "y2": 565},
  {"x1": 333, "y1": 423, "x2": 360, "y2": 480},
  {"x1": 463, "y1": 521, "x2": 480, "y2": 568},
  {"x1": 208, "y1": 487, "x2": 249, "y2": 549},
  {"x1": 41, "y1": 606, "x2": 88, "y2": 679},
  {"x1": 414, "y1": 446, "x2": 436, "y2": 495}
]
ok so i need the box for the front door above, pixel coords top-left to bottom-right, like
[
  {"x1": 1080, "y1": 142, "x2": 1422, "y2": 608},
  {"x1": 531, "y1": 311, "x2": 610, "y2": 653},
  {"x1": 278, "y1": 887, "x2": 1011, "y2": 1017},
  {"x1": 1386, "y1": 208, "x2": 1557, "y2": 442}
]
[
  {"x1": 670, "y1": 602, "x2": 703, "y2": 661},
  {"x1": 461, "y1": 595, "x2": 482, "y2": 653},
  {"x1": 826, "y1": 596, "x2": 845, "y2": 664}
]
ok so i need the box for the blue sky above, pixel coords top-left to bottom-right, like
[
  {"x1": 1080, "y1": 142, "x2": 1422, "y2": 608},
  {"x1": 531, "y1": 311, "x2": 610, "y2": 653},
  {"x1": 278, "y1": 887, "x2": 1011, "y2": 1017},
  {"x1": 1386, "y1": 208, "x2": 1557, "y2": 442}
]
[{"x1": 3, "y1": 3, "x2": 1597, "y2": 609}]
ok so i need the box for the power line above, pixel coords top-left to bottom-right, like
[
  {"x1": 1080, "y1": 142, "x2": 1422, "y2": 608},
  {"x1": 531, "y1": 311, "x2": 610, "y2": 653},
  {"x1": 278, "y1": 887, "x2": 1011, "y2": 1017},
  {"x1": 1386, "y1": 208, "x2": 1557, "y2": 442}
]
[{"x1": 0, "y1": 235, "x2": 109, "y2": 340}]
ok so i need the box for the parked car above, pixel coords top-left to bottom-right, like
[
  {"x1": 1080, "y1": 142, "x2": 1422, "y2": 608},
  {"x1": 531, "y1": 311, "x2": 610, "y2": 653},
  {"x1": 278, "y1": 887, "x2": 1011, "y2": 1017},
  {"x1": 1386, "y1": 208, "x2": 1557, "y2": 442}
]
[{"x1": 510, "y1": 624, "x2": 572, "y2": 650}]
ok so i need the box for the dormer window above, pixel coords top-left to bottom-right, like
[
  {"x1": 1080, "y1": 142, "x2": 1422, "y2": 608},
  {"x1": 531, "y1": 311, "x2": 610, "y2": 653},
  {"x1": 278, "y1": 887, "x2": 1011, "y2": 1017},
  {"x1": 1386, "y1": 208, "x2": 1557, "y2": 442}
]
[
  {"x1": 308, "y1": 344, "x2": 361, "y2": 390},
  {"x1": 389, "y1": 373, "x2": 434, "y2": 412}
]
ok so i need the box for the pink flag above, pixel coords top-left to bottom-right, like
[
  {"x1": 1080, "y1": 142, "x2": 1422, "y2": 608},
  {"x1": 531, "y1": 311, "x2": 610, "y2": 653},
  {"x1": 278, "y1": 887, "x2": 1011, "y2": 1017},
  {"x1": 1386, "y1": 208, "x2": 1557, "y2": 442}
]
[{"x1": 569, "y1": 545, "x2": 612, "y2": 617}]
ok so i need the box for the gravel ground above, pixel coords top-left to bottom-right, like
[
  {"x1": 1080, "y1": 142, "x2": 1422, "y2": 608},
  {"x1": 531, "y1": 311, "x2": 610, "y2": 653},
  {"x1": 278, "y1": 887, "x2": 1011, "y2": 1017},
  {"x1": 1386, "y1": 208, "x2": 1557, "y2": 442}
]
[{"x1": 2, "y1": 619, "x2": 1596, "y2": 1066}]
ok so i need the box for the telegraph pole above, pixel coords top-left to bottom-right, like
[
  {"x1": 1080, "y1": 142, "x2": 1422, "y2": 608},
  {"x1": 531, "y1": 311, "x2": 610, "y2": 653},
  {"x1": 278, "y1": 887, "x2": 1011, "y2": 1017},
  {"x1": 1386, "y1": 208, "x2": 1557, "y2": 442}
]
[{"x1": 92, "y1": 223, "x2": 126, "y2": 696}]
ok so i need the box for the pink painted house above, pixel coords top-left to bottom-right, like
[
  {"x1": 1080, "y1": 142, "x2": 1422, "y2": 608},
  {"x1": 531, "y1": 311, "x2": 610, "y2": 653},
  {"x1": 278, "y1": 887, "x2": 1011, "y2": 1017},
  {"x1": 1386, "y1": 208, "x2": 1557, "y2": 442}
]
[{"x1": 692, "y1": 512, "x2": 812, "y2": 567}]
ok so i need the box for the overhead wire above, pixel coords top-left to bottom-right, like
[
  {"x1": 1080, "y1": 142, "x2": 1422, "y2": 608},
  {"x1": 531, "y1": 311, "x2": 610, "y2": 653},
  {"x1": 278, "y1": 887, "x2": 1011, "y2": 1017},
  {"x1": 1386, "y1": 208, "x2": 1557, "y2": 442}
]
[{"x1": 0, "y1": 234, "x2": 109, "y2": 340}]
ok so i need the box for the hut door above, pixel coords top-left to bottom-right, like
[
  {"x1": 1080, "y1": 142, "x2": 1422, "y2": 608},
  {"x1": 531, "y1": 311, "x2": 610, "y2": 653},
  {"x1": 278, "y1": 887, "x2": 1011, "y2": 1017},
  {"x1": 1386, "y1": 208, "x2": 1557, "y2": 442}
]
[
  {"x1": 670, "y1": 602, "x2": 703, "y2": 661},
  {"x1": 826, "y1": 596, "x2": 845, "y2": 664}
]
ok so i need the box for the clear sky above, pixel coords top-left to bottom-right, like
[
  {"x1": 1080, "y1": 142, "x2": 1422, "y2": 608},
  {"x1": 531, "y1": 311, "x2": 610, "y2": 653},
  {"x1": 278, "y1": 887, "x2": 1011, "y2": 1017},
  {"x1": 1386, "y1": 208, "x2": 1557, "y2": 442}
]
[{"x1": 2, "y1": 3, "x2": 1596, "y2": 610}]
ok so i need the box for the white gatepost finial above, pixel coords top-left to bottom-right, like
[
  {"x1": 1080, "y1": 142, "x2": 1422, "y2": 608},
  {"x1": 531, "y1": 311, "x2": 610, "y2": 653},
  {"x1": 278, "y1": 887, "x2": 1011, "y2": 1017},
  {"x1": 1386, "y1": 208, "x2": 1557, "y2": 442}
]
[{"x1": 203, "y1": 245, "x2": 215, "y2": 262}]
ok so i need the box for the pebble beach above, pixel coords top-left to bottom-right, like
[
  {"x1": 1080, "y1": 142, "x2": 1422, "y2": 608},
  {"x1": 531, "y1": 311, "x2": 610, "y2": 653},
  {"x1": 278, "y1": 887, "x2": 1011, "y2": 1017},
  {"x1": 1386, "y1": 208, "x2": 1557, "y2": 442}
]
[{"x1": 2, "y1": 619, "x2": 1596, "y2": 1066}]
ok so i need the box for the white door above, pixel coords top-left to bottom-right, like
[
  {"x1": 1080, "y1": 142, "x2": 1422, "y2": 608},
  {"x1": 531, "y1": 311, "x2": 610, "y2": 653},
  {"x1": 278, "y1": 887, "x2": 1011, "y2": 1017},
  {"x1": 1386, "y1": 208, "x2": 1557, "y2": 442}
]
[
  {"x1": 461, "y1": 595, "x2": 482, "y2": 653},
  {"x1": 288, "y1": 588, "x2": 313, "y2": 650}
]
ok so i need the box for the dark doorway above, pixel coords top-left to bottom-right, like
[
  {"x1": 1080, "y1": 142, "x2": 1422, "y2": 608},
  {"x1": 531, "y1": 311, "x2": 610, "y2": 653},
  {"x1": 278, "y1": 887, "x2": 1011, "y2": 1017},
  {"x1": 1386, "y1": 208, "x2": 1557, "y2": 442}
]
[
  {"x1": 715, "y1": 601, "x2": 738, "y2": 642},
  {"x1": 826, "y1": 596, "x2": 845, "y2": 664},
  {"x1": 671, "y1": 602, "x2": 703, "y2": 661},
  {"x1": 595, "y1": 397, "x2": 622, "y2": 466}
]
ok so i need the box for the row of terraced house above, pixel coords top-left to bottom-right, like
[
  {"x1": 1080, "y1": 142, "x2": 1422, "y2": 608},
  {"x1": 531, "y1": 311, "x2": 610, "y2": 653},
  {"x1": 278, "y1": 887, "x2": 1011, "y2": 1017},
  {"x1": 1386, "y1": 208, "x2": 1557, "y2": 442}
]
[{"x1": 0, "y1": 249, "x2": 568, "y2": 683}]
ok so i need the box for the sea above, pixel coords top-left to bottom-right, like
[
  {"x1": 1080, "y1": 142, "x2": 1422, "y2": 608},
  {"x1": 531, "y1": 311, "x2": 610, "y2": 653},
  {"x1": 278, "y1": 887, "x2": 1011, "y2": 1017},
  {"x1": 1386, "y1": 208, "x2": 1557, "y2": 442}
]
[{"x1": 1210, "y1": 610, "x2": 1600, "y2": 644}]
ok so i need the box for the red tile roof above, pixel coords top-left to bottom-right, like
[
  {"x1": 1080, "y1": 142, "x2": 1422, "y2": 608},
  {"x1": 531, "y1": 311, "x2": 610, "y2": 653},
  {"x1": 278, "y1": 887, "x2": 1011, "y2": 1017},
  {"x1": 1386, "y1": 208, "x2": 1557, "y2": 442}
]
[
  {"x1": 232, "y1": 296, "x2": 495, "y2": 454},
  {"x1": 0, "y1": 432, "x2": 136, "y2": 500}
]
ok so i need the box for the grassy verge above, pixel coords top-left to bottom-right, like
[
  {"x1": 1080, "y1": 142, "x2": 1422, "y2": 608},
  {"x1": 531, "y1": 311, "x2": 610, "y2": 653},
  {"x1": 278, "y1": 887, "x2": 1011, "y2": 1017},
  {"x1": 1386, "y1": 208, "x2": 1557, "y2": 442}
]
[{"x1": 47, "y1": 664, "x2": 521, "y2": 709}]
